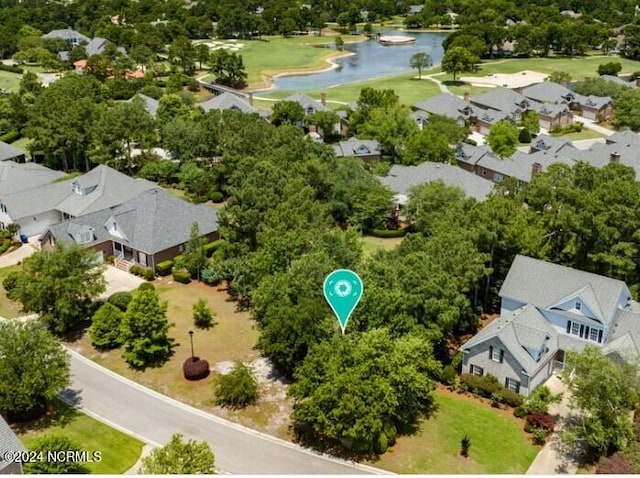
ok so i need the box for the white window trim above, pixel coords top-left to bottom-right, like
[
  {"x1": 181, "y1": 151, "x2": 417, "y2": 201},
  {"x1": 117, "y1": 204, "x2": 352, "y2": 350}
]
[
  {"x1": 589, "y1": 328, "x2": 599, "y2": 342},
  {"x1": 506, "y1": 377, "x2": 520, "y2": 392},
  {"x1": 570, "y1": 322, "x2": 580, "y2": 336},
  {"x1": 491, "y1": 348, "x2": 502, "y2": 362}
]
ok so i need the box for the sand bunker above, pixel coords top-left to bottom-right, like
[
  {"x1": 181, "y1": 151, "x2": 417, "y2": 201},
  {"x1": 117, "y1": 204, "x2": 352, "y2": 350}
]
[{"x1": 459, "y1": 70, "x2": 548, "y2": 89}]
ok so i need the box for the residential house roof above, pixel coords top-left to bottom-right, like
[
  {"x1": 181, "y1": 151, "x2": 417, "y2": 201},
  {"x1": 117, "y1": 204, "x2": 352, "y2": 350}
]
[
  {"x1": 454, "y1": 143, "x2": 497, "y2": 168},
  {"x1": 600, "y1": 74, "x2": 636, "y2": 89},
  {"x1": 529, "y1": 100, "x2": 572, "y2": 119},
  {"x1": 42, "y1": 27, "x2": 89, "y2": 44},
  {"x1": 47, "y1": 187, "x2": 218, "y2": 255},
  {"x1": 333, "y1": 138, "x2": 381, "y2": 158},
  {"x1": 522, "y1": 82, "x2": 612, "y2": 111},
  {"x1": 200, "y1": 92, "x2": 257, "y2": 114},
  {"x1": 0, "y1": 415, "x2": 25, "y2": 473},
  {"x1": 2, "y1": 165, "x2": 156, "y2": 221},
  {"x1": 471, "y1": 88, "x2": 530, "y2": 116},
  {"x1": 461, "y1": 304, "x2": 559, "y2": 375},
  {"x1": 285, "y1": 92, "x2": 330, "y2": 113},
  {"x1": 606, "y1": 129, "x2": 640, "y2": 146},
  {"x1": 85, "y1": 37, "x2": 127, "y2": 57},
  {"x1": 0, "y1": 161, "x2": 66, "y2": 196},
  {"x1": 407, "y1": 5, "x2": 424, "y2": 14},
  {"x1": 0, "y1": 141, "x2": 26, "y2": 162},
  {"x1": 413, "y1": 93, "x2": 472, "y2": 122},
  {"x1": 500, "y1": 255, "x2": 629, "y2": 327},
  {"x1": 126, "y1": 93, "x2": 159, "y2": 116},
  {"x1": 567, "y1": 141, "x2": 640, "y2": 178},
  {"x1": 380, "y1": 162, "x2": 494, "y2": 203},
  {"x1": 530, "y1": 134, "x2": 575, "y2": 154}
]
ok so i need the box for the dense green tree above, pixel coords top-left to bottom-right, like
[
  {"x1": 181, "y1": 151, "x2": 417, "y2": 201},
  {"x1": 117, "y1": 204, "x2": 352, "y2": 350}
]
[
  {"x1": 487, "y1": 120, "x2": 519, "y2": 159},
  {"x1": 306, "y1": 110, "x2": 339, "y2": 138},
  {"x1": 521, "y1": 110, "x2": 540, "y2": 135},
  {"x1": 598, "y1": 61, "x2": 622, "y2": 76},
  {"x1": 24, "y1": 435, "x2": 88, "y2": 474},
  {"x1": 10, "y1": 243, "x2": 105, "y2": 334},
  {"x1": 169, "y1": 35, "x2": 195, "y2": 73},
  {"x1": 121, "y1": 288, "x2": 174, "y2": 368},
  {"x1": 182, "y1": 222, "x2": 208, "y2": 280},
  {"x1": 140, "y1": 434, "x2": 215, "y2": 474},
  {"x1": 215, "y1": 362, "x2": 259, "y2": 407},
  {"x1": 0, "y1": 321, "x2": 70, "y2": 419},
  {"x1": 89, "y1": 302, "x2": 125, "y2": 349},
  {"x1": 156, "y1": 93, "x2": 193, "y2": 125},
  {"x1": 403, "y1": 128, "x2": 454, "y2": 165},
  {"x1": 209, "y1": 49, "x2": 247, "y2": 88},
  {"x1": 350, "y1": 87, "x2": 398, "y2": 133},
  {"x1": 360, "y1": 103, "x2": 419, "y2": 159},
  {"x1": 193, "y1": 298, "x2": 215, "y2": 329},
  {"x1": 441, "y1": 46, "x2": 478, "y2": 81},
  {"x1": 612, "y1": 89, "x2": 640, "y2": 131},
  {"x1": 194, "y1": 43, "x2": 210, "y2": 70},
  {"x1": 562, "y1": 346, "x2": 640, "y2": 458},
  {"x1": 409, "y1": 52, "x2": 432, "y2": 79},
  {"x1": 271, "y1": 100, "x2": 305, "y2": 126},
  {"x1": 290, "y1": 328, "x2": 441, "y2": 453}
]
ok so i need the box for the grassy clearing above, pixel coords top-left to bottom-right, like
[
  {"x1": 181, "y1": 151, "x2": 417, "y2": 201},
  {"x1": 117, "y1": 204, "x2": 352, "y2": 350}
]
[
  {"x1": 0, "y1": 70, "x2": 21, "y2": 93},
  {"x1": 434, "y1": 56, "x2": 640, "y2": 81},
  {"x1": 444, "y1": 80, "x2": 493, "y2": 98},
  {"x1": 258, "y1": 73, "x2": 441, "y2": 108},
  {"x1": 15, "y1": 400, "x2": 143, "y2": 474},
  {"x1": 9, "y1": 136, "x2": 32, "y2": 152},
  {"x1": 361, "y1": 235, "x2": 403, "y2": 257},
  {"x1": 371, "y1": 389, "x2": 538, "y2": 474},
  {"x1": 0, "y1": 265, "x2": 21, "y2": 318},
  {"x1": 232, "y1": 35, "x2": 366, "y2": 88},
  {"x1": 555, "y1": 128, "x2": 605, "y2": 141}
]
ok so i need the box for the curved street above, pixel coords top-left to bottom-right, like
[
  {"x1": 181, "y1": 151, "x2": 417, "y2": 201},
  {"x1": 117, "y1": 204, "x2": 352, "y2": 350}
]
[{"x1": 62, "y1": 349, "x2": 383, "y2": 475}]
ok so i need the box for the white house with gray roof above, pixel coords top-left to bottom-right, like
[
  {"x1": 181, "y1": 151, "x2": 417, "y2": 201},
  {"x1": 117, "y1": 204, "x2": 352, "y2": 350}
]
[
  {"x1": 0, "y1": 165, "x2": 155, "y2": 237},
  {"x1": 42, "y1": 187, "x2": 218, "y2": 271},
  {"x1": 461, "y1": 255, "x2": 640, "y2": 395},
  {"x1": 380, "y1": 162, "x2": 494, "y2": 204},
  {"x1": 0, "y1": 415, "x2": 25, "y2": 474},
  {"x1": 42, "y1": 27, "x2": 90, "y2": 47}
]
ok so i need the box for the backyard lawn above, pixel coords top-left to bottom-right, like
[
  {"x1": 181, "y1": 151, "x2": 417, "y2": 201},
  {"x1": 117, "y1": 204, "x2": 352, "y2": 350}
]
[
  {"x1": 371, "y1": 389, "x2": 539, "y2": 474},
  {"x1": 361, "y1": 235, "x2": 404, "y2": 257},
  {"x1": 15, "y1": 400, "x2": 143, "y2": 474},
  {"x1": 0, "y1": 70, "x2": 21, "y2": 93},
  {"x1": 0, "y1": 265, "x2": 21, "y2": 318}
]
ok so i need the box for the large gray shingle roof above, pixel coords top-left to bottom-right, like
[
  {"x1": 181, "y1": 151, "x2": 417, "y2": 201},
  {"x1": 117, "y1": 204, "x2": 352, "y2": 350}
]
[
  {"x1": 42, "y1": 27, "x2": 89, "y2": 44},
  {"x1": 500, "y1": 255, "x2": 629, "y2": 327},
  {"x1": 0, "y1": 161, "x2": 66, "y2": 196},
  {"x1": 380, "y1": 162, "x2": 493, "y2": 202},
  {"x1": 285, "y1": 92, "x2": 330, "y2": 113},
  {"x1": 413, "y1": 93, "x2": 472, "y2": 121},
  {"x1": 333, "y1": 138, "x2": 380, "y2": 157},
  {"x1": 200, "y1": 92, "x2": 257, "y2": 114},
  {"x1": 126, "y1": 94, "x2": 159, "y2": 116},
  {"x1": 48, "y1": 187, "x2": 218, "y2": 255},
  {"x1": 0, "y1": 415, "x2": 25, "y2": 472},
  {"x1": 471, "y1": 88, "x2": 529, "y2": 115},
  {"x1": 0, "y1": 141, "x2": 26, "y2": 162}
]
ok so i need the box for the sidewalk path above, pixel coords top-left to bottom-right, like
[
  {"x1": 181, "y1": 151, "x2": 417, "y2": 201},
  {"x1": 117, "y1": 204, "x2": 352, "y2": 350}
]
[
  {"x1": 0, "y1": 237, "x2": 39, "y2": 268},
  {"x1": 574, "y1": 115, "x2": 615, "y2": 137},
  {"x1": 526, "y1": 375, "x2": 579, "y2": 474}
]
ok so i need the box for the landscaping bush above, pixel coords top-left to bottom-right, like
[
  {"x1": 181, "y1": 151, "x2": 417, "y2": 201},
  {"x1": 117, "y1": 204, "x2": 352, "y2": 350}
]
[
  {"x1": 598, "y1": 61, "x2": 622, "y2": 76},
  {"x1": 138, "y1": 282, "x2": 155, "y2": 292},
  {"x1": 513, "y1": 405, "x2": 527, "y2": 418},
  {"x1": 373, "y1": 432, "x2": 388, "y2": 454},
  {"x1": 0, "y1": 239, "x2": 11, "y2": 255},
  {"x1": 383, "y1": 421, "x2": 397, "y2": 446},
  {"x1": 440, "y1": 365, "x2": 457, "y2": 386},
  {"x1": 369, "y1": 228, "x2": 407, "y2": 238},
  {"x1": 0, "y1": 64, "x2": 23, "y2": 74},
  {"x1": 491, "y1": 391, "x2": 503, "y2": 408},
  {"x1": 215, "y1": 362, "x2": 259, "y2": 408},
  {"x1": 209, "y1": 191, "x2": 224, "y2": 202},
  {"x1": 107, "y1": 291, "x2": 133, "y2": 311},
  {"x1": 531, "y1": 426, "x2": 550, "y2": 445},
  {"x1": 519, "y1": 127, "x2": 532, "y2": 143},
  {"x1": 129, "y1": 264, "x2": 142, "y2": 276},
  {"x1": 3, "y1": 271, "x2": 20, "y2": 300},
  {"x1": 143, "y1": 268, "x2": 155, "y2": 281},
  {"x1": 89, "y1": 302, "x2": 124, "y2": 349},
  {"x1": 182, "y1": 357, "x2": 210, "y2": 381},
  {"x1": 156, "y1": 260, "x2": 174, "y2": 276},
  {"x1": 23, "y1": 434, "x2": 88, "y2": 474},
  {"x1": 596, "y1": 453, "x2": 635, "y2": 474},
  {"x1": 501, "y1": 388, "x2": 524, "y2": 407},
  {"x1": 522, "y1": 385, "x2": 562, "y2": 414},
  {"x1": 459, "y1": 373, "x2": 502, "y2": 398},
  {"x1": 526, "y1": 412, "x2": 555, "y2": 432},
  {"x1": 193, "y1": 298, "x2": 215, "y2": 329},
  {"x1": 172, "y1": 267, "x2": 191, "y2": 284},
  {"x1": 201, "y1": 264, "x2": 224, "y2": 285},
  {"x1": 203, "y1": 240, "x2": 224, "y2": 258}
]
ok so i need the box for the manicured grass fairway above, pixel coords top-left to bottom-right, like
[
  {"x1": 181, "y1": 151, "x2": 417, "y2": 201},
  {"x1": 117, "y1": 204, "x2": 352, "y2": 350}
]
[
  {"x1": 372, "y1": 390, "x2": 538, "y2": 474},
  {"x1": 0, "y1": 265, "x2": 21, "y2": 318},
  {"x1": 259, "y1": 73, "x2": 442, "y2": 108},
  {"x1": 16, "y1": 401, "x2": 143, "y2": 474},
  {"x1": 234, "y1": 34, "x2": 366, "y2": 88}
]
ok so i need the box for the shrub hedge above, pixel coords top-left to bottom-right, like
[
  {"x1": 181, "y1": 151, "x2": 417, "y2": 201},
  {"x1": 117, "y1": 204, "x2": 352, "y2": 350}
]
[
  {"x1": 107, "y1": 291, "x2": 133, "y2": 311},
  {"x1": 459, "y1": 373, "x2": 523, "y2": 407},
  {"x1": 369, "y1": 228, "x2": 407, "y2": 238},
  {"x1": 203, "y1": 239, "x2": 224, "y2": 258},
  {"x1": 156, "y1": 259, "x2": 174, "y2": 276},
  {"x1": 0, "y1": 64, "x2": 24, "y2": 74},
  {"x1": 138, "y1": 282, "x2": 155, "y2": 292},
  {"x1": 182, "y1": 357, "x2": 210, "y2": 381},
  {"x1": 0, "y1": 130, "x2": 21, "y2": 143},
  {"x1": 172, "y1": 267, "x2": 191, "y2": 284},
  {"x1": 525, "y1": 412, "x2": 555, "y2": 432}
]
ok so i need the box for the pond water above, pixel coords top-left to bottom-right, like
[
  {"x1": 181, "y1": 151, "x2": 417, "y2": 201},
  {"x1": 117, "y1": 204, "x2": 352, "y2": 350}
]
[{"x1": 269, "y1": 30, "x2": 449, "y2": 92}]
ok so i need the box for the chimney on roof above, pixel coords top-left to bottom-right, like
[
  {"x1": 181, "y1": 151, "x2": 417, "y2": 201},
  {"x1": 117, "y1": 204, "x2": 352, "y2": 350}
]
[
  {"x1": 248, "y1": 92, "x2": 254, "y2": 106},
  {"x1": 610, "y1": 151, "x2": 621, "y2": 163},
  {"x1": 320, "y1": 92, "x2": 327, "y2": 106},
  {"x1": 463, "y1": 92, "x2": 470, "y2": 102},
  {"x1": 531, "y1": 162, "x2": 543, "y2": 179}
]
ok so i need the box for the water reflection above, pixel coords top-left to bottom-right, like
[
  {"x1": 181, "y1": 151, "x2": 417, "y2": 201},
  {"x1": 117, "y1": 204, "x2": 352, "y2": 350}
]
[{"x1": 269, "y1": 30, "x2": 449, "y2": 91}]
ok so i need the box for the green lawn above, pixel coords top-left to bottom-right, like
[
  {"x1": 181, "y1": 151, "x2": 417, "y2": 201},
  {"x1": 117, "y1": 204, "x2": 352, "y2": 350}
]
[
  {"x1": 203, "y1": 35, "x2": 366, "y2": 88},
  {"x1": 555, "y1": 128, "x2": 605, "y2": 141},
  {"x1": 0, "y1": 265, "x2": 21, "y2": 318},
  {"x1": 15, "y1": 401, "x2": 143, "y2": 474},
  {"x1": 361, "y1": 235, "x2": 403, "y2": 257},
  {"x1": 258, "y1": 73, "x2": 441, "y2": 108},
  {"x1": 9, "y1": 136, "x2": 32, "y2": 152},
  {"x1": 434, "y1": 56, "x2": 640, "y2": 81},
  {"x1": 372, "y1": 390, "x2": 538, "y2": 474},
  {"x1": 0, "y1": 70, "x2": 21, "y2": 93}
]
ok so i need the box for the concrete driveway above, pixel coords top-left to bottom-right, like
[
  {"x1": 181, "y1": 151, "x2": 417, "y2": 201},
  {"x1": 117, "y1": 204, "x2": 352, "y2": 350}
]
[
  {"x1": 0, "y1": 237, "x2": 39, "y2": 268},
  {"x1": 100, "y1": 266, "x2": 144, "y2": 298},
  {"x1": 526, "y1": 374, "x2": 580, "y2": 474}
]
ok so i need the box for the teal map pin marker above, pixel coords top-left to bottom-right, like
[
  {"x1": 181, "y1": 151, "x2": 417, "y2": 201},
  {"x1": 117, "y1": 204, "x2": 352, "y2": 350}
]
[{"x1": 323, "y1": 269, "x2": 363, "y2": 334}]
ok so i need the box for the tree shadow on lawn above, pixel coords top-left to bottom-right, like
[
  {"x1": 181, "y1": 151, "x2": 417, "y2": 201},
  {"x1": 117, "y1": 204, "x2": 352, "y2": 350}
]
[
  {"x1": 10, "y1": 399, "x2": 80, "y2": 433},
  {"x1": 442, "y1": 80, "x2": 469, "y2": 87}
]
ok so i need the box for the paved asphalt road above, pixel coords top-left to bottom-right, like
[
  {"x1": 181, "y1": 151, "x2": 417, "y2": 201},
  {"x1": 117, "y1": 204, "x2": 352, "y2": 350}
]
[{"x1": 63, "y1": 350, "x2": 383, "y2": 475}]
